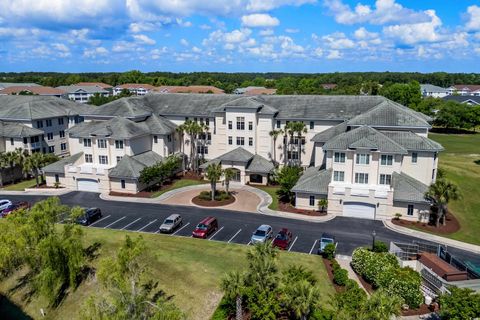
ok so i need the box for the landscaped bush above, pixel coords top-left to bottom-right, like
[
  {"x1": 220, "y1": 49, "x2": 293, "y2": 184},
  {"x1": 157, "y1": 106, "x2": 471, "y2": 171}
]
[
  {"x1": 334, "y1": 279, "x2": 367, "y2": 314},
  {"x1": 372, "y1": 241, "x2": 389, "y2": 253},
  {"x1": 198, "y1": 190, "x2": 232, "y2": 201},
  {"x1": 351, "y1": 247, "x2": 422, "y2": 308},
  {"x1": 333, "y1": 267, "x2": 349, "y2": 286},
  {"x1": 323, "y1": 243, "x2": 336, "y2": 260}
]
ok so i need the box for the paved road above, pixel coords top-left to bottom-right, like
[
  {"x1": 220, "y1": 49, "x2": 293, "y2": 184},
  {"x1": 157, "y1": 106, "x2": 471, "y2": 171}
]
[{"x1": 4, "y1": 191, "x2": 480, "y2": 264}]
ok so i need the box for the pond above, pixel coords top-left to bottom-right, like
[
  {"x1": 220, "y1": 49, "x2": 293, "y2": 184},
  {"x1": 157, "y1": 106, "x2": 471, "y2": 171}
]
[{"x1": 0, "y1": 294, "x2": 33, "y2": 320}]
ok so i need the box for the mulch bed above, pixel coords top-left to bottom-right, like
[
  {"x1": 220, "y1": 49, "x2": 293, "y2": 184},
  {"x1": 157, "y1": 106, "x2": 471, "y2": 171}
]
[
  {"x1": 391, "y1": 211, "x2": 460, "y2": 234},
  {"x1": 278, "y1": 201, "x2": 327, "y2": 216},
  {"x1": 322, "y1": 258, "x2": 345, "y2": 293},
  {"x1": 192, "y1": 194, "x2": 236, "y2": 207}
]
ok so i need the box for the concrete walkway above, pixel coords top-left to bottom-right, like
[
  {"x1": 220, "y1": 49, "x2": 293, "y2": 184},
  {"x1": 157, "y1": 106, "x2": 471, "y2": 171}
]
[
  {"x1": 384, "y1": 219, "x2": 480, "y2": 254},
  {"x1": 336, "y1": 254, "x2": 370, "y2": 294}
]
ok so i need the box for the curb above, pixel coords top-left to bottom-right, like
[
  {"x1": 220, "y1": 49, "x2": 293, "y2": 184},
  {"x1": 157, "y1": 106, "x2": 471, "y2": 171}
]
[
  {"x1": 0, "y1": 189, "x2": 72, "y2": 196},
  {"x1": 383, "y1": 220, "x2": 480, "y2": 254}
]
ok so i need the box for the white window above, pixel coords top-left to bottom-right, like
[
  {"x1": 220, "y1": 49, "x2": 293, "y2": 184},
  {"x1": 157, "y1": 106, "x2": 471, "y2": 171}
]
[
  {"x1": 236, "y1": 117, "x2": 245, "y2": 130},
  {"x1": 407, "y1": 204, "x2": 414, "y2": 216},
  {"x1": 36, "y1": 120, "x2": 43, "y2": 128},
  {"x1": 380, "y1": 155, "x2": 393, "y2": 166},
  {"x1": 412, "y1": 152, "x2": 418, "y2": 163},
  {"x1": 334, "y1": 152, "x2": 346, "y2": 163},
  {"x1": 47, "y1": 132, "x2": 54, "y2": 140},
  {"x1": 83, "y1": 138, "x2": 92, "y2": 147},
  {"x1": 58, "y1": 118, "x2": 64, "y2": 125},
  {"x1": 236, "y1": 137, "x2": 245, "y2": 145},
  {"x1": 333, "y1": 171, "x2": 345, "y2": 182},
  {"x1": 309, "y1": 121, "x2": 314, "y2": 129},
  {"x1": 228, "y1": 121, "x2": 232, "y2": 130},
  {"x1": 115, "y1": 140, "x2": 124, "y2": 149},
  {"x1": 248, "y1": 121, "x2": 253, "y2": 130},
  {"x1": 356, "y1": 154, "x2": 370, "y2": 165},
  {"x1": 249, "y1": 137, "x2": 253, "y2": 146},
  {"x1": 60, "y1": 143, "x2": 67, "y2": 151},
  {"x1": 59, "y1": 130, "x2": 65, "y2": 138},
  {"x1": 287, "y1": 151, "x2": 299, "y2": 160},
  {"x1": 228, "y1": 136, "x2": 232, "y2": 145},
  {"x1": 355, "y1": 173, "x2": 369, "y2": 184},
  {"x1": 46, "y1": 119, "x2": 52, "y2": 127},
  {"x1": 309, "y1": 195, "x2": 315, "y2": 206},
  {"x1": 276, "y1": 120, "x2": 281, "y2": 128},
  {"x1": 379, "y1": 174, "x2": 392, "y2": 185},
  {"x1": 116, "y1": 156, "x2": 123, "y2": 162},
  {"x1": 85, "y1": 154, "x2": 93, "y2": 163},
  {"x1": 99, "y1": 155, "x2": 108, "y2": 164},
  {"x1": 48, "y1": 146, "x2": 55, "y2": 153},
  {"x1": 97, "y1": 139, "x2": 107, "y2": 148}
]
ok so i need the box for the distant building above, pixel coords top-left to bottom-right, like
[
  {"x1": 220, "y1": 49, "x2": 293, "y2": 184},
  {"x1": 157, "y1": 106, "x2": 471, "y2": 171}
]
[
  {"x1": 113, "y1": 84, "x2": 156, "y2": 96},
  {"x1": 420, "y1": 84, "x2": 448, "y2": 98},
  {"x1": 446, "y1": 84, "x2": 480, "y2": 96},
  {"x1": 321, "y1": 83, "x2": 337, "y2": 90},
  {"x1": 0, "y1": 85, "x2": 65, "y2": 97},
  {"x1": 57, "y1": 85, "x2": 110, "y2": 104},
  {"x1": 234, "y1": 86, "x2": 276, "y2": 95},
  {"x1": 0, "y1": 82, "x2": 39, "y2": 90},
  {"x1": 153, "y1": 85, "x2": 225, "y2": 94},
  {"x1": 443, "y1": 95, "x2": 480, "y2": 106},
  {"x1": 75, "y1": 82, "x2": 113, "y2": 90}
]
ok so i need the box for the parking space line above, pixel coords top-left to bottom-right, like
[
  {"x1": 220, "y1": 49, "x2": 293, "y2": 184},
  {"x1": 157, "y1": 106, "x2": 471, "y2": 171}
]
[
  {"x1": 136, "y1": 219, "x2": 157, "y2": 232},
  {"x1": 171, "y1": 222, "x2": 190, "y2": 236},
  {"x1": 104, "y1": 216, "x2": 126, "y2": 229},
  {"x1": 288, "y1": 236, "x2": 298, "y2": 252},
  {"x1": 208, "y1": 226, "x2": 224, "y2": 240},
  {"x1": 228, "y1": 229, "x2": 242, "y2": 243},
  {"x1": 247, "y1": 240, "x2": 252, "y2": 245},
  {"x1": 89, "y1": 215, "x2": 111, "y2": 227},
  {"x1": 309, "y1": 239, "x2": 318, "y2": 255},
  {"x1": 120, "y1": 218, "x2": 142, "y2": 230}
]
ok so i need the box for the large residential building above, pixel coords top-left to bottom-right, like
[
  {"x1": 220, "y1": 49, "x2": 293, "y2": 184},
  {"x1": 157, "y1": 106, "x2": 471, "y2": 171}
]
[
  {"x1": 0, "y1": 85, "x2": 65, "y2": 97},
  {"x1": 0, "y1": 96, "x2": 90, "y2": 156},
  {"x1": 40, "y1": 94, "x2": 440, "y2": 221},
  {"x1": 57, "y1": 85, "x2": 110, "y2": 103},
  {"x1": 443, "y1": 95, "x2": 480, "y2": 106},
  {"x1": 446, "y1": 84, "x2": 480, "y2": 96},
  {"x1": 113, "y1": 84, "x2": 156, "y2": 96},
  {"x1": 0, "y1": 82, "x2": 40, "y2": 90},
  {"x1": 420, "y1": 84, "x2": 448, "y2": 98},
  {"x1": 153, "y1": 85, "x2": 225, "y2": 94}
]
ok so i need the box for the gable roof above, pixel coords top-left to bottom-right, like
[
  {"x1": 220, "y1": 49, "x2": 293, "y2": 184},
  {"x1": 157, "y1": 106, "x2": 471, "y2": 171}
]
[
  {"x1": 57, "y1": 85, "x2": 109, "y2": 94},
  {"x1": 114, "y1": 83, "x2": 156, "y2": 90},
  {"x1": 0, "y1": 86, "x2": 65, "y2": 96},
  {"x1": 68, "y1": 117, "x2": 151, "y2": 139},
  {"x1": 0, "y1": 120, "x2": 44, "y2": 138},
  {"x1": 381, "y1": 131, "x2": 444, "y2": 152},
  {"x1": 246, "y1": 154, "x2": 275, "y2": 173},
  {"x1": 217, "y1": 147, "x2": 254, "y2": 162},
  {"x1": 392, "y1": 172, "x2": 429, "y2": 204},
  {"x1": 311, "y1": 122, "x2": 348, "y2": 143},
  {"x1": 443, "y1": 95, "x2": 480, "y2": 105},
  {"x1": 347, "y1": 100, "x2": 431, "y2": 128},
  {"x1": 108, "y1": 151, "x2": 163, "y2": 179},
  {"x1": 292, "y1": 168, "x2": 332, "y2": 195},
  {"x1": 154, "y1": 85, "x2": 224, "y2": 94},
  {"x1": 75, "y1": 82, "x2": 113, "y2": 89},
  {"x1": 420, "y1": 84, "x2": 448, "y2": 93},
  {"x1": 0, "y1": 96, "x2": 86, "y2": 120},
  {"x1": 82, "y1": 97, "x2": 152, "y2": 119},
  {"x1": 213, "y1": 96, "x2": 278, "y2": 115},
  {"x1": 144, "y1": 114, "x2": 176, "y2": 135},
  {"x1": 323, "y1": 126, "x2": 408, "y2": 154},
  {"x1": 43, "y1": 152, "x2": 84, "y2": 174}
]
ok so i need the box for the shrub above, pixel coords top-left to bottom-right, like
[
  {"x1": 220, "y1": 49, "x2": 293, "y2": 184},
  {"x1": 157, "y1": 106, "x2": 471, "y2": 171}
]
[
  {"x1": 333, "y1": 267, "x2": 349, "y2": 286},
  {"x1": 383, "y1": 267, "x2": 423, "y2": 308},
  {"x1": 334, "y1": 279, "x2": 367, "y2": 314},
  {"x1": 198, "y1": 190, "x2": 232, "y2": 201},
  {"x1": 372, "y1": 241, "x2": 389, "y2": 253},
  {"x1": 323, "y1": 243, "x2": 336, "y2": 260},
  {"x1": 394, "y1": 213, "x2": 402, "y2": 220}
]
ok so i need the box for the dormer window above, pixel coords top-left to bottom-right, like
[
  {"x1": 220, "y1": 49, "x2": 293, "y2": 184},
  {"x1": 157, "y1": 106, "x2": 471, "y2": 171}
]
[
  {"x1": 98, "y1": 139, "x2": 107, "y2": 148},
  {"x1": 236, "y1": 117, "x2": 245, "y2": 130},
  {"x1": 115, "y1": 140, "x2": 124, "y2": 149},
  {"x1": 380, "y1": 155, "x2": 393, "y2": 166}
]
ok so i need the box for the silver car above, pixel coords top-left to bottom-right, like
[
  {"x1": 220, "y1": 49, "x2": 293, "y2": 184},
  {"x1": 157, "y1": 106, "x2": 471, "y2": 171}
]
[
  {"x1": 159, "y1": 214, "x2": 183, "y2": 233},
  {"x1": 0, "y1": 199, "x2": 12, "y2": 213},
  {"x1": 250, "y1": 224, "x2": 273, "y2": 244}
]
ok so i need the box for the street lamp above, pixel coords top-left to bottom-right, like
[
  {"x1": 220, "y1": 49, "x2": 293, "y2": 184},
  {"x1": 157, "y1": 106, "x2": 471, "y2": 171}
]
[{"x1": 371, "y1": 230, "x2": 376, "y2": 251}]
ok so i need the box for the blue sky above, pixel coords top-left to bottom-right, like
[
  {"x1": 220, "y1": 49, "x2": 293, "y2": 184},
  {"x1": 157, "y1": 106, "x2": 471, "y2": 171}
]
[{"x1": 0, "y1": 0, "x2": 479, "y2": 73}]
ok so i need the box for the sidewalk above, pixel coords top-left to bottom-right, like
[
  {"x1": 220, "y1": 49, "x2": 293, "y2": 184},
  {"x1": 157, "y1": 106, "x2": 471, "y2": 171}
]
[
  {"x1": 336, "y1": 254, "x2": 369, "y2": 294},
  {"x1": 384, "y1": 219, "x2": 480, "y2": 254},
  {"x1": 0, "y1": 188, "x2": 71, "y2": 196}
]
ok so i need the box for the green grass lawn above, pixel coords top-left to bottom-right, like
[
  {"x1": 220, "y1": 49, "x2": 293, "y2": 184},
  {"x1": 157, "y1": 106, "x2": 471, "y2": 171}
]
[
  {"x1": 0, "y1": 227, "x2": 333, "y2": 320},
  {"x1": 1, "y1": 178, "x2": 38, "y2": 191},
  {"x1": 429, "y1": 133, "x2": 480, "y2": 245},
  {"x1": 253, "y1": 185, "x2": 280, "y2": 210},
  {"x1": 150, "y1": 178, "x2": 208, "y2": 198}
]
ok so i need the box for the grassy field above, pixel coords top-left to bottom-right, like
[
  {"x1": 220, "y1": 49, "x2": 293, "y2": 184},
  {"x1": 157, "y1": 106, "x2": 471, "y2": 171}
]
[
  {"x1": 429, "y1": 133, "x2": 480, "y2": 245},
  {"x1": 0, "y1": 227, "x2": 334, "y2": 320},
  {"x1": 253, "y1": 185, "x2": 280, "y2": 210},
  {"x1": 150, "y1": 178, "x2": 208, "y2": 198},
  {"x1": 1, "y1": 178, "x2": 37, "y2": 191}
]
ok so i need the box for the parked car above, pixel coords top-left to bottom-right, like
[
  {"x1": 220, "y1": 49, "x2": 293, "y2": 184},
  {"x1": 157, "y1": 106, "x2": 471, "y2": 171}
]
[
  {"x1": 251, "y1": 224, "x2": 273, "y2": 244},
  {"x1": 1, "y1": 201, "x2": 30, "y2": 217},
  {"x1": 318, "y1": 233, "x2": 337, "y2": 255},
  {"x1": 76, "y1": 207, "x2": 102, "y2": 226},
  {"x1": 272, "y1": 228, "x2": 293, "y2": 250},
  {"x1": 0, "y1": 199, "x2": 12, "y2": 212},
  {"x1": 192, "y1": 216, "x2": 218, "y2": 239},
  {"x1": 159, "y1": 214, "x2": 183, "y2": 233}
]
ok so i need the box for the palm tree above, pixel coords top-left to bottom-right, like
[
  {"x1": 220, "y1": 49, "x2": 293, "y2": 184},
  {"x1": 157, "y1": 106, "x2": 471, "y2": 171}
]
[
  {"x1": 23, "y1": 152, "x2": 46, "y2": 188},
  {"x1": 0, "y1": 152, "x2": 7, "y2": 187},
  {"x1": 224, "y1": 168, "x2": 235, "y2": 195},
  {"x1": 425, "y1": 178, "x2": 461, "y2": 227},
  {"x1": 285, "y1": 122, "x2": 296, "y2": 166},
  {"x1": 183, "y1": 120, "x2": 203, "y2": 173},
  {"x1": 317, "y1": 198, "x2": 328, "y2": 213},
  {"x1": 283, "y1": 280, "x2": 321, "y2": 320},
  {"x1": 221, "y1": 271, "x2": 245, "y2": 320},
  {"x1": 14, "y1": 148, "x2": 30, "y2": 179},
  {"x1": 291, "y1": 122, "x2": 307, "y2": 166},
  {"x1": 205, "y1": 163, "x2": 223, "y2": 201},
  {"x1": 4, "y1": 151, "x2": 19, "y2": 185},
  {"x1": 176, "y1": 124, "x2": 186, "y2": 173},
  {"x1": 269, "y1": 129, "x2": 283, "y2": 166},
  {"x1": 362, "y1": 289, "x2": 402, "y2": 320}
]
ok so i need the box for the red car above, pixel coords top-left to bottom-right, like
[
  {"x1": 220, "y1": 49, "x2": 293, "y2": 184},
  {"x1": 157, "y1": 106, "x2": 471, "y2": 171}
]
[
  {"x1": 272, "y1": 228, "x2": 293, "y2": 250},
  {"x1": 192, "y1": 216, "x2": 218, "y2": 239},
  {"x1": 1, "y1": 201, "x2": 30, "y2": 217}
]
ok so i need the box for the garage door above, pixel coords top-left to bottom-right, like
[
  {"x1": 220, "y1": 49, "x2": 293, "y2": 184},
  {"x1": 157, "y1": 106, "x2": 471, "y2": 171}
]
[
  {"x1": 77, "y1": 179, "x2": 99, "y2": 192},
  {"x1": 343, "y1": 202, "x2": 375, "y2": 219}
]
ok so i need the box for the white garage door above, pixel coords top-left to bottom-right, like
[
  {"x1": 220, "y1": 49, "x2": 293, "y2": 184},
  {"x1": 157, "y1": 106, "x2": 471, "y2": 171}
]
[
  {"x1": 77, "y1": 179, "x2": 99, "y2": 192},
  {"x1": 343, "y1": 202, "x2": 375, "y2": 219}
]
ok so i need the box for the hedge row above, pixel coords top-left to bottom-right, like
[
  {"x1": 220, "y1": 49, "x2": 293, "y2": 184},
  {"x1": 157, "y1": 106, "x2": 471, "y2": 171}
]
[{"x1": 351, "y1": 248, "x2": 423, "y2": 308}]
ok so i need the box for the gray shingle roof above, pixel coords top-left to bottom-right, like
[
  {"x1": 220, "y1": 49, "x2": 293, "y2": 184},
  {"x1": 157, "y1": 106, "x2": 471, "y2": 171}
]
[
  {"x1": 212, "y1": 96, "x2": 278, "y2": 115},
  {"x1": 0, "y1": 96, "x2": 87, "y2": 120},
  {"x1": 311, "y1": 121, "x2": 347, "y2": 143},
  {"x1": 323, "y1": 126, "x2": 408, "y2": 154},
  {"x1": 109, "y1": 151, "x2": 163, "y2": 179},
  {"x1": 421, "y1": 84, "x2": 448, "y2": 94},
  {"x1": 381, "y1": 131, "x2": 444, "y2": 152},
  {"x1": 347, "y1": 100, "x2": 431, "y2": 128},
  {"x1": 68, "y1": 117, "x2": 151, "y2": 139},
  {"x1": 216, "y1": 147, "x2": 254, "y2": 163},
  {"x1": 43, "y1": 152, "x2": 84, "y2": 174},
  {"x1": 442, "y1": 95, "x2": 480, "y2": 105},
  {"x1": 144, "y1": 114, "x2": 176, "y2": 135},
  {"x1": 57, "y1": 85, "x2": 109, "y2": 94},
  {"x1": 82, "y1": 97, "x2": 152, "y2": 119},
  {"x1": 292, "y1": 168, "x2": 332, "y2": 194},
  {"x1": 392, "y1": 172, "x2": 429, "y2": 204},
  {"x1": 0, "y1": 120, "x2": 43, "y2": 138},
  {"x1": 246, "y1": 154, "x2": 275, "y2": 173}
]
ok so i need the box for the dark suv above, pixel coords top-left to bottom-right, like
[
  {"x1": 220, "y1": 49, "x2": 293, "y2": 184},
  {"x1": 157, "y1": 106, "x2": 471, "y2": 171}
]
[{"x1": 76, "y1": 208, "x2": 102, "y2": 226}]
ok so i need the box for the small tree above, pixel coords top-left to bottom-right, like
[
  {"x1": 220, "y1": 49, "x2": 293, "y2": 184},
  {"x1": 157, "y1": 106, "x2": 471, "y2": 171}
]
[
  {"x1": 224, "y1": 168, "x2": 235, "y2": 195},
  {"x1": 221, "y1": 271, "x2": 245, "y2": 320},
  {"x1": 282, "y1": 279, "x2": 321, "y2": 320},
  {"x1": 439, "y1": 287, "x2": 480, "y2": 320},
  {"x1": 317, "y1": 198, "x2": 328, "y2": 213},
  {"x1": 268, "y1": 129, "x2": 283, "y2": 166},
  {"x1": 425, "y1": 178, "x2": 461, "y2": 227},
  {"x1": 205, "y1": 163, "x2": 223, "y2": 201},
  {"x1": 276, "y1": 165, "x2": 303, "y2": 204}
]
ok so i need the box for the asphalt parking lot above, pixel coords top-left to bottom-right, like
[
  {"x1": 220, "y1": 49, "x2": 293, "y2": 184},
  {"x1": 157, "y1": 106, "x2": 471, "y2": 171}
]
[{"x1": 3, "y1": 191, "x2": 480, "y2": 263}]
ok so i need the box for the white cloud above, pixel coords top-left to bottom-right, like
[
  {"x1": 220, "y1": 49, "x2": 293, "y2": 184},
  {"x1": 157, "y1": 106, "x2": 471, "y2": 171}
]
[
  {"x1": 466, "y1": 5, "x2": 480, "y2": 31},
  {"x1": 326, "y1": 50, "x2": 341, "y2": 59},
  {"x1": 324, "y1": 0, "x2": 431, "y2": 25},
  {"x1": 200, "y1": 24, "x2": 212, "y2": 30},
  {"x1": 83, "y1": 46, "x2": 108, "y2": 58},
  {"x1": 322, "y1": 32, "x2": 355, "y2": 49},
  {"x1": 259, "y1": 29, "x2": 274, "y2": 36},
  {"x1": 52, "y1": 43, "x2": 71, "y2": 57},
  {"x1": 285, "y1": 28, "x2": 299, "y2": 33},
  {"x1": 354, "y1": 27, "x2": 378, "y2": 40},
  {"x1": 133, "y1": 34, "x2": 156, "y2": 45},
  {"x1": 224, "y1": 29, "x2": 252, "y2": 43},
  {"x1": 314, "y1": 47, "x2": 323, "y2": 57},
  {"x1": 383, "y1": 10, "x2": 442, "y2": 45},
  {"x1": 241, "y1": 14, "x2": 279, "y2": 28},
  {"x1": 246, "y1": 0, "x2": 315, "y2": 12},
  {"x1": 180, "y1": 38, "x2": 189, "y2": 46},
  {"x1": 192, "y1": 46, "x2": 202, "y2": 53}
]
